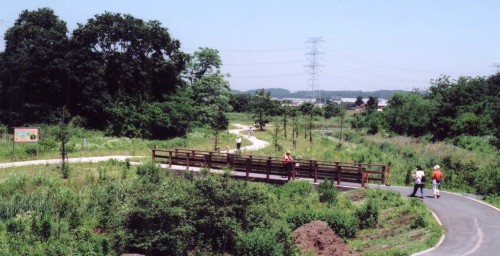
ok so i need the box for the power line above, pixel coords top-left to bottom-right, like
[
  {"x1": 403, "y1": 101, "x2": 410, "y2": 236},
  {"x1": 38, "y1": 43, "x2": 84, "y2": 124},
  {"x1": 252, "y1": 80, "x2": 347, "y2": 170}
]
[{"x1": 491, "y1": 63, "x2": 500, "y2": 72}]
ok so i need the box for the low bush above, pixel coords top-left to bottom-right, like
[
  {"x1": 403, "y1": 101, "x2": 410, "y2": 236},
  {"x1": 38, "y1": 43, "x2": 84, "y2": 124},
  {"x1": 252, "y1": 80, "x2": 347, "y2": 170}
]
[
  {"x1": 318, "y1": 179, "x2": 338, "y2": 205},
  {"x1": 356, "y1": 198, "x2": 379, "y2": 229},
  {"x1": 236, "y1": 222, "x2": 297, "y2": 256}
]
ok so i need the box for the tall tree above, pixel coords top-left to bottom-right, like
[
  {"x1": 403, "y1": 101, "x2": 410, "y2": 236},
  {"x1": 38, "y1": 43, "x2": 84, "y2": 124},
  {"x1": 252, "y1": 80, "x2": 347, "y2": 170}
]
[
  {"x1": 0, "y1": 8, "x2": 70, "y2": 125},
  {"x1": 186, "y1": 47, "x2": 222, "y2": 84},
  {"x1": 250, "y1": 89, "x2": 274, "y2": 130},
  {"x1": 355, "y1": 96, "x2": 364, "y2": 106},
  {"x1": 70, "y1": 12, "x2": 189, "y2": 130}
]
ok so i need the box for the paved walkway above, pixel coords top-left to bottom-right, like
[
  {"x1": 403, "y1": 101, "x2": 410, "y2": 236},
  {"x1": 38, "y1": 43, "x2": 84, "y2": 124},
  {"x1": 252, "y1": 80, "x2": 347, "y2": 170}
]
[{"x1": 369, "y1": 184, "x2": 500, "y2": 256}]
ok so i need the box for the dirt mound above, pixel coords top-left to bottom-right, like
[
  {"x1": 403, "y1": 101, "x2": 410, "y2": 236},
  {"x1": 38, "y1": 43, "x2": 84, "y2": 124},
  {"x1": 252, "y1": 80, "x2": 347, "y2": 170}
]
[{"x1": 292, "y1": 221, "x2": 359, "y2": 256}]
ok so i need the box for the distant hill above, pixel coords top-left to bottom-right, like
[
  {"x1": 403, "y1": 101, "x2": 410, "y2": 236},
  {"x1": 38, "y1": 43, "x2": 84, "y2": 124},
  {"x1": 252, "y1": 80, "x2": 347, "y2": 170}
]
[{"x1": 232, "y1": 88, "x2": 407, "y2": 100}]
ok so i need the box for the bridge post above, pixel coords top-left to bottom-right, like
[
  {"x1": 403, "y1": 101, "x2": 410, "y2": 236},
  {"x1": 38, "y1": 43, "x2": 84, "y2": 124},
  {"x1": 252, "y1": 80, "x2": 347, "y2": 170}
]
[
  {"x1": 309, "y1": 160, "x2": 313, "y2": 178},
  {"x1": 383, "y1": 165, "x2": 389, "y2": 185},
  {"x1": 152, "y1": 149, "x2": 156, "y2": 162},
  {"x1": 335, "y1": 162, "x2": 341, "y2": 185},
  {"x1": 246, "y1": 157, "x2": 252, "y2": 179},
  {"x1": 208, "y1": 153, "x2": 212, "y2": 168},
  {"x1": 227, "y1": 153, "x2": 232, "y2": 168},
  {"x1": 186, "y1": 153, "x2": 190, "y2": 170},
  {"x1": 362, "y1": 168, "x2": 367, "y2": 188},
  {"x1": 266, "y1": 157, "x2": 271, "y2": 182},
  {"x1": 313, "y1": 160, "x2": 318, "y2": 183},
  {"x1": 169, "y1": 151, "x2": 172, "y2": 167}
]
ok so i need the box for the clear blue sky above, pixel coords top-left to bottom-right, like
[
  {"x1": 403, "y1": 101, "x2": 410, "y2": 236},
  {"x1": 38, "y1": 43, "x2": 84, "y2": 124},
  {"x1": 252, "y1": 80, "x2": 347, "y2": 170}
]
[{"x1": 1, "y1": 0, "x2": 499, "y2": 92}]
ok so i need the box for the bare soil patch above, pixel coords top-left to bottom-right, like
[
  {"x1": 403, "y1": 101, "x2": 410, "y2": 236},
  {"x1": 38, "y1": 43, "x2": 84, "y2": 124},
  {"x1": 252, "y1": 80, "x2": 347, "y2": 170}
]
[{"x1": 293, "y1": 221, "x2": 359, "y2": 256}]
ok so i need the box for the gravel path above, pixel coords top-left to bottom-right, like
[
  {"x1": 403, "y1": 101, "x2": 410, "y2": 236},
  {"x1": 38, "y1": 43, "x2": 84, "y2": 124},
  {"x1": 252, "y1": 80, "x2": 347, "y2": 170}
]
[{"x1": 227, "y1": 123, "x2": 270, "y2": 152}]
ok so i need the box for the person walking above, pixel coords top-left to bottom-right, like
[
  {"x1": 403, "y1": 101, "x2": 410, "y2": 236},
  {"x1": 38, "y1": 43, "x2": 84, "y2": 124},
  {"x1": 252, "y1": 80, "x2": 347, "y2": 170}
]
[
  {"x1": 236, "y1": 135, "x2": 242, "y2": 150},
  {"x1": 409, "y1": 165, "x2": 426, "y2": 198},
  {"x1": 282, "y1": 150, "x2": 294, "y2": 178},
  {"x1": 248, "y1": 126, "x2": 253, "y2": 137},
  {"x1": 431, "y1": 165, "x2": 444, "y2": 198}
]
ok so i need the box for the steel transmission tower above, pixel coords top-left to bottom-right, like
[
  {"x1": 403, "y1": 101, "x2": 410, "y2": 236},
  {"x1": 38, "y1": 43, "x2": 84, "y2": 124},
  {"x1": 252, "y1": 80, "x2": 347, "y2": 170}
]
[{"x1": 305, "y1": 37, "x2": 324, "y2": 101}]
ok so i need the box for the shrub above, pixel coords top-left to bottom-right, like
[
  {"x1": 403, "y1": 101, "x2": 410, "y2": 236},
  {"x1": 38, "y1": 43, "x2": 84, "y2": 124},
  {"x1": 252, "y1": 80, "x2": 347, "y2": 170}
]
[
  {"x1": 286, "y1": 208, "x2": 359, "y2": 239},
  {"x1": 236, "y1": 224, "x2": 293, "y2": 256},
  {"x1": 136, "y1": 161, "x2": 161, "y2": 184},
  {"x1": 355, "y1": 198, "x2": 379, "y2": 229},
  {"x1": 317, "y1": 209, "x2": 359, "y2": 238},
  {"x1": 318, "y1": 179, "x2": 338, "y2": 205}
]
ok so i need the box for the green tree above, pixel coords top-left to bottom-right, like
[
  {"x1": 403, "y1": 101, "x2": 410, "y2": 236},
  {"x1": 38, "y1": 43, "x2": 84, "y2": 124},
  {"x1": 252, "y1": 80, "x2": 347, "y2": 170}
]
[
  {"x1": 0, "y1": 8, "x2": 70, "y2": 126},
  {"x1": 384, "y1": 92, "x2": 437, "y2": 137},
  {"x1": 298, "y1": 102, "x2": 323, "y2": 145},
  {"x1": 186, "y1": 47, "x2": 222, "y2": 84},
  {"x1": 355, "y1": 96, "x2": 364, "y2": 106},
  {"x1": 69, "y1": 12, "x2": 189, "y2": 132},
  {"x1": 250, "y1": 89, "x2": 274, "y2": 130},
  {"x1": 229, "y1": 93, "x2": 252, "y2": 113}
]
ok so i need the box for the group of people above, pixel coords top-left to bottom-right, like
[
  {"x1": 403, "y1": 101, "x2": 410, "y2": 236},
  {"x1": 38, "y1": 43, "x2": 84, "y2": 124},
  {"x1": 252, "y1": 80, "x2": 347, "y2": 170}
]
[{"x1": 409, "y1": 165, "x2": 444, "y2": 199}]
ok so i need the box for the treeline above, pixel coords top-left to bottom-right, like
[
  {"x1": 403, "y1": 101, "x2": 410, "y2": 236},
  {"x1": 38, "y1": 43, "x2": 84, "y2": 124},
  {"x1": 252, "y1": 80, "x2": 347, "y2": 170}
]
[
  {"x1": 352, "y1": 74, "x2": 500, "y2": 149},
  {"x1": 234, "y1": 88, "x2": 405, "y2": 100},
  {"x1": 0, "y1": 8, "x2": 230, "y2": 139}
]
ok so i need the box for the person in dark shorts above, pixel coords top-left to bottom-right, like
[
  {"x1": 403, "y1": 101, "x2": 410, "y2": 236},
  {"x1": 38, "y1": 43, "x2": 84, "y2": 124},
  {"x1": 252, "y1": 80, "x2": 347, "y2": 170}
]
[{"x1": 282, "y1": 150, "x2": 294, "y2": 178}]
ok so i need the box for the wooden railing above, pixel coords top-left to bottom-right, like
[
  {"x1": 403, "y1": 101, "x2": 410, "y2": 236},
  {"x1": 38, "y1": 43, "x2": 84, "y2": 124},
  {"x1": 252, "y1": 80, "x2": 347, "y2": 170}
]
[{"x1": 152, "y1": 148, "x2": 388, "y2": 187}]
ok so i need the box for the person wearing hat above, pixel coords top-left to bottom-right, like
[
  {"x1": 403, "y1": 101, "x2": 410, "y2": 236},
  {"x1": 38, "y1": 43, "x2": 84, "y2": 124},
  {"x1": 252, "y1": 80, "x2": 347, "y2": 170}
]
[
  {"x1": 282, "y1": 150, "x2": 294, "y2": 178},
  {"x1": 409, "y1": 165, "x2": 426, "y2": 198},
  {"x1": 431, "y1": 165, "x2": 444, "y2": 198}
]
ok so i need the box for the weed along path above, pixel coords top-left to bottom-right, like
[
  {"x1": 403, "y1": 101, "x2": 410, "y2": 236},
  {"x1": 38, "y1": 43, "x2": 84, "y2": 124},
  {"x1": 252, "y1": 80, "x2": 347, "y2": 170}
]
[
  {"x1": 370, "y1": 184, "x2": 500, "y2": 256},
  {"x1": 0, "y1": 155, "x2": 144, "y2": 169}
]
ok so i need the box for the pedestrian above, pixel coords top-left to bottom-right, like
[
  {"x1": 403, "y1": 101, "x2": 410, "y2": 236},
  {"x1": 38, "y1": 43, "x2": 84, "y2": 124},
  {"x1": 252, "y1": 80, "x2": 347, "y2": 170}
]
[
  {"x1": 282, "y1": 150, "x2": 294, "y2": 178},
  {"x1": 431, "y1": 165, "x2": 444, "y2": 199},
  {"x1": 409, "y1": 165, "x2": 426, "y2": 198},
  {"x1": 248, "y1": 126, "x2": 253, "y2": 137},
  {"x1": 236, "y1": 135, "x2": 242, "y2": 150}
]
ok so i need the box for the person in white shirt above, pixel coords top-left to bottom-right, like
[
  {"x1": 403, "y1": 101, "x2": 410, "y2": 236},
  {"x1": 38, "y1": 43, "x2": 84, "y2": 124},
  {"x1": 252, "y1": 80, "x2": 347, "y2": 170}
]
[
  {"x1": 409, "y1": 165, "x2": 426, "y2": 198},
  {"x1": 236, "y1": 136, "x2": 242, "y2": 150}
]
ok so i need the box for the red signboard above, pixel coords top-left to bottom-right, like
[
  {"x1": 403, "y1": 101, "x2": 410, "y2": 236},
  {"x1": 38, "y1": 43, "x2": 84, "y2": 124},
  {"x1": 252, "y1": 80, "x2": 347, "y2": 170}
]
[{"x1": 14, "y1": 128, "x2": 39, "y2": 143}]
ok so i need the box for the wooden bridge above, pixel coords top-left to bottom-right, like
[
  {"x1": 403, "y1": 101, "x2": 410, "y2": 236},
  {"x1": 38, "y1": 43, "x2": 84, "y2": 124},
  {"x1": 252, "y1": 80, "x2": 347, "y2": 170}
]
[{"x1": 152, "y1": 148, "x2": 389, "y2": 187}]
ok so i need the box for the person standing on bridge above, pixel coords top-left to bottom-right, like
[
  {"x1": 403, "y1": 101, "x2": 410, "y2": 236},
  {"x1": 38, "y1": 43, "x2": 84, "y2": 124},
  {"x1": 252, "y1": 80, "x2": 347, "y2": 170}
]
[
  {"x1": 282, "y1": 150, "x2": 295, "y2": 178},
  {"x1": 409, "y1": 165, "x2": 426, "y2": 198},
  {"x1": 431, "y1": 165, "x2": 444, "y2": 199},
  {"x1": 236, "y1": 135, "x2": 242, "y2": 150}
]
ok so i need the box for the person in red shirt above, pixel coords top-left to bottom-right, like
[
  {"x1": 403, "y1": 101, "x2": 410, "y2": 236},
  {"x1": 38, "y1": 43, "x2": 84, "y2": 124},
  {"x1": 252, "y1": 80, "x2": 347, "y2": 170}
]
[
  {"x1": 282, "y1": 150, "x2": 294, "y2": 178},
  {"x1": 431, "y1": 165, "x2": 444, "y2": 198}
]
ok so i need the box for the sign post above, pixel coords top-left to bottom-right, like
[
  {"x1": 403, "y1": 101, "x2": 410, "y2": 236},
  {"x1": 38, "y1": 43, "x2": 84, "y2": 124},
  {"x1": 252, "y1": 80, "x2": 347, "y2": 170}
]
[{"x1": 12, "y1": 127, "x2": 39, "y2": 161}]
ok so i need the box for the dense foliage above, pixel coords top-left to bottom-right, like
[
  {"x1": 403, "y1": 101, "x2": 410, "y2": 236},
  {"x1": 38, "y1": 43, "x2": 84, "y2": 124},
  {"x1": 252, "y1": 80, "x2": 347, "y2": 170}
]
[
  {"x1": 0, "y1": 162, "x2": 437, "y2": 255},
  {"x1": 384, "y1": 74, "x2": 499, "y2": 148},
  {"x1": 0, "y1": 8, "x2": 230, "y2": 139}
]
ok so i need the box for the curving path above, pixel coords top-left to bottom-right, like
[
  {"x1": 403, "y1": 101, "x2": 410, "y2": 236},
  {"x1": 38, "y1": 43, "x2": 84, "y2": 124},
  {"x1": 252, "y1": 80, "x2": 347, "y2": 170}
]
[
  {"x1": 369, "y1": 184, "x2": 500, "y2": 256},
  {"x1": 2, "y1": 127, "x2": 499, "y2": 255},
  {"x1": 227, "y1": 123, "x2": 269, "y2": 152}
]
